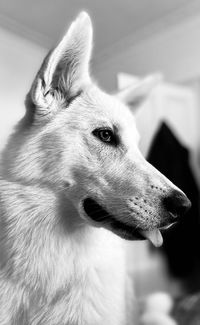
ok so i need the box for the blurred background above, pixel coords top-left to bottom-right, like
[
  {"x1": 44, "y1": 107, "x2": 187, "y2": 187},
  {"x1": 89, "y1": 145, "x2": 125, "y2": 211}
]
[{"x1": 1, "y1": 0, "x2": 200, "y2": 307}]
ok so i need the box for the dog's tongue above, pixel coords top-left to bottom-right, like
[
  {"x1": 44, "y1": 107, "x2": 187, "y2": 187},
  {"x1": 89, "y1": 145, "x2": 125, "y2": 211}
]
[{"x1": 141, "y1": 229, "x2": 163, "y2": 247}]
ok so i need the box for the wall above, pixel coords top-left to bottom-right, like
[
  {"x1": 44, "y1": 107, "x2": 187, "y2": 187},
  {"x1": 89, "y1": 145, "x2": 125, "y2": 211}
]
[
  {"x1": 93, "y1": 14, "x2": 200, "y2": 297},
  {"x1": 0, "y1": 27, "x2": 46, "y2": 151},
  {"x1": 94, "y1": 13, "x2": 200, "y2": 91}
]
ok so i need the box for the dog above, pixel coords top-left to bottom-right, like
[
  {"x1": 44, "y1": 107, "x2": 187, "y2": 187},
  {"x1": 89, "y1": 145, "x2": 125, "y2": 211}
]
[{"x1": 0, "y1": 12, "x2": 191, "y2": 325}]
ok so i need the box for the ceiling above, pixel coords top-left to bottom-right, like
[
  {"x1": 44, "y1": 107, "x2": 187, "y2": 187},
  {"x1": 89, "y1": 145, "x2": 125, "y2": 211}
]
[{"x1": 0, "y1": 0, "x2": 199, "y2": 61}]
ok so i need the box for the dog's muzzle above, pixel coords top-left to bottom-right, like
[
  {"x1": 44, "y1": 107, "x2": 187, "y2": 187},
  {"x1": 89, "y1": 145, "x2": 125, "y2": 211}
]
[
  {"x1": 82, "y1": 190, "x2": 191, "y2": 248},
  {"x1": 83, "y1": 197, "x2": 164, "y2": 246}
]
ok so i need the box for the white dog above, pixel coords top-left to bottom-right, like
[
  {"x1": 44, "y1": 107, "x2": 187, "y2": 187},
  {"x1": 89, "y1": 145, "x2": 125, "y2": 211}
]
[{"x1": 0, "y1": 12, "x2": 190, "y2": 325}]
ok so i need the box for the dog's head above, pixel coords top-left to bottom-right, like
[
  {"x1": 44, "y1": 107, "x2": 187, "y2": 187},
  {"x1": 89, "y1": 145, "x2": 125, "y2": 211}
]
[{"x1": 4, "y1": 12, "x2": 191, "y2": 247}]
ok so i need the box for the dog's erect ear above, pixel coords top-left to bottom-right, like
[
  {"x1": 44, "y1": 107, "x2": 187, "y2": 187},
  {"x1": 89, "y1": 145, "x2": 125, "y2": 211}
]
[
  {"x1": 27, "y1": 12, "x2": 92, "y2": 120},
  {"x1": 117, "y1": 74, "x2": 161, "y2": 110}
]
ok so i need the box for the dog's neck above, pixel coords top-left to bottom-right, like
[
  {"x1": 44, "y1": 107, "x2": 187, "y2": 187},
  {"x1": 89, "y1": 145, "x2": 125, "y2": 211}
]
[{"x1": 0, "y1": 180, "x2": 126, "y2": 324}]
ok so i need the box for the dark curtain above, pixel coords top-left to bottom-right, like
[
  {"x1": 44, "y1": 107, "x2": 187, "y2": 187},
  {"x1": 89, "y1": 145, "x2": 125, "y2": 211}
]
[{"x1": 147, "y1": 122, "x2": 200, "y2": 292}]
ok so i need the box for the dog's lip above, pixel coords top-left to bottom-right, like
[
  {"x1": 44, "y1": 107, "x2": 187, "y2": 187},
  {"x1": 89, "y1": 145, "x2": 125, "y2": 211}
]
[
  {"x1": 159, "y1": 221, "x2": 177, "y2": 231},
  {"x1": 82, "y1": 197, "x2": 165, "y2": 246}
]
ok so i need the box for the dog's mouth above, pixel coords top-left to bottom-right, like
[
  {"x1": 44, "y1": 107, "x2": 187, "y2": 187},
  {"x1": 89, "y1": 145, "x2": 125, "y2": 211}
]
[{"x1": 82, "y1": 197, "x2": 164, "y2": 247}]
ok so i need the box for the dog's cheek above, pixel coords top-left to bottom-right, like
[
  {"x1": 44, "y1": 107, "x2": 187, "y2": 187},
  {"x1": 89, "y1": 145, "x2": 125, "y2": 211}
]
[{"x1": 39, "y1": 133, "x2": 64, "y2": 181}]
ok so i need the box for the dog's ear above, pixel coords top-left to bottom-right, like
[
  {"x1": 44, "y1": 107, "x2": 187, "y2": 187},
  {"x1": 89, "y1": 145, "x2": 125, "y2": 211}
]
[
  {"x1": 117, "y1": 74, "x2": 161, "y2": 110},
  {"x1": 27, "y1": 12, "x2": 92, "y2": 120}
]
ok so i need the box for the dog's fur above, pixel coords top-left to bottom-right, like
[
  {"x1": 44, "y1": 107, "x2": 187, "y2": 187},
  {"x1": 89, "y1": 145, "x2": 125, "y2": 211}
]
[{"x1": 0, "y1": 12, "x2": 190, "y2": 325}]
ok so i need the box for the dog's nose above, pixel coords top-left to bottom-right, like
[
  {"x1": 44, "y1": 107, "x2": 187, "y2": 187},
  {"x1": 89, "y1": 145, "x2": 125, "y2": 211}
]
[{"x1": 163, "y1": 190, "x2": 191, "y2": 218}]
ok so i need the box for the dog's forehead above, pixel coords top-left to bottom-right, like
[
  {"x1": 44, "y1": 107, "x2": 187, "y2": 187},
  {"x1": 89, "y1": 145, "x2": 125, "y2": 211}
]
[
  {"x1": 83, "y1": 86, "x2": 136, "y2": 125},
  {"x1": 53, "y1": 85, "x2": 139, "y2": 143},
  {"x1": 81, "y1": 86, "x2": 139, "y2": 140}
]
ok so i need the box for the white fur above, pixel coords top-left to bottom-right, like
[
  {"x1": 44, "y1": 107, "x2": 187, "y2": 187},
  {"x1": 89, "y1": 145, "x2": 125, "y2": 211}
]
[{"x1": 0, "y1": 11, "x2": 186, "y2": 325}]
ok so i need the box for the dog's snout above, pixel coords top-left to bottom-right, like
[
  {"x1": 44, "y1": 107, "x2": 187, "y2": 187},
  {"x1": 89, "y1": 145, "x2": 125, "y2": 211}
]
[{"x1": 163, "y1": 190, "x2": 191, "y2": 218}]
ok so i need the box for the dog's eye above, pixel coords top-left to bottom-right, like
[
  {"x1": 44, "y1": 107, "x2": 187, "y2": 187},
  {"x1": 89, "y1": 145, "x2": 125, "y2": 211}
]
[{"x1": 92, "y1": 128, "x2": 118, "y2": 145}]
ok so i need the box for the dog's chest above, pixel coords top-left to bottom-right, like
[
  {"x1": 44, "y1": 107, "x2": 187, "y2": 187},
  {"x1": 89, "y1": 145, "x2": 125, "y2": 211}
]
[
  {"x1": 37, "y1": 229, "x2": 127, "y2": 325},
  {"x1": 63, "y1": 263, "x2": 126, "y2": 325}
]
